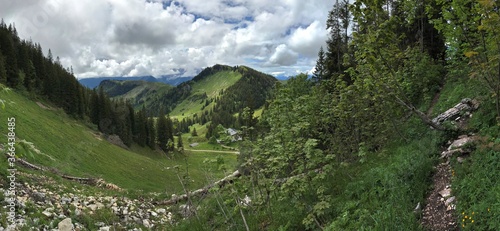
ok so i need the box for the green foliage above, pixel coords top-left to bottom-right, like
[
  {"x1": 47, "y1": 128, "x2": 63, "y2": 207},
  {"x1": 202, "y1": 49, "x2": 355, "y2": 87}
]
[{"x1": 432, "y1": 0, "x2": 500, "y2": 119}]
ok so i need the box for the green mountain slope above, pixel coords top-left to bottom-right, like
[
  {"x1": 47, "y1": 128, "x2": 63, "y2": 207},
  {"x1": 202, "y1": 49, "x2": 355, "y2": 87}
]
[
  {"x1": 170, "y1": 67, "x2": 243, "y2": 118},
  {"x1": 99, "y1": 80, "x2": 174, "y2": 110},
  {"x1": 0, "y1": 86, "x2": 236, "y2": 193},
  {"x1": 99, "y1": 64, "x2": 277, "y2": 139}
]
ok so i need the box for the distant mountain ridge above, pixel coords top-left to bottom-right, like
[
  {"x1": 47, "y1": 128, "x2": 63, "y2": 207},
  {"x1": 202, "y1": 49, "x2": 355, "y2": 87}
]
[{"x1": 79, "y1": 74, "x2": 194, "y2": 89}]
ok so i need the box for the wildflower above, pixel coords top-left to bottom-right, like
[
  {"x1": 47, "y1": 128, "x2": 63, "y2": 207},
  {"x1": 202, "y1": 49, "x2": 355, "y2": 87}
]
[
  {"x1": 463, "y1": 224, "x2": 465, "y2": 228},
  {"x1": 462, "y1": 211, "x2": 465, "y2": 215},
  {"x1": 472, "y1": 220, "x2": 474, "y2": 223},
  {"x1": 465, "y1": 215, "x2": 468, "y2": 219},
  {"x1": 488, "y1": 208, "x2": 491, "y2": 212},
  {"x1": 472, "y1": 211, "x2": 475, "y2": 215}
]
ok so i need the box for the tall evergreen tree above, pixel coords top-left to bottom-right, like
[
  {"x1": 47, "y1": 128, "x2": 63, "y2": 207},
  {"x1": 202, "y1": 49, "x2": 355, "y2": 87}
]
[
  {"x1": 313, "y1": 46, "x2": 326, "y2": 82},
  {"x1": 177, "y1": 134, "x2": 183, "y2": 150},
  {"x1": 0, "y1": 51, "x2": 6, "y2": 84},
  {"x1": 146, "y1": 117, "x2": 156, "y2": 149},
  {"x1": 156, "y1": 111, "x2": 174, "y2": 154}
]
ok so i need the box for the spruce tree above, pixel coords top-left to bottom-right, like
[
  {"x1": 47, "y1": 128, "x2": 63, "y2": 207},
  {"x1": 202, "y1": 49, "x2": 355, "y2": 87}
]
[
  {"x1": 313, "y1": 46, "x2": 326, "y2": 82},
  {"x1": 0, "y1": 51, "x2": 6, "y2": 84},
  {"x1": 177, "y1": 134, "x2": 183, "y2": 150},
  {"x1": 157, "y1": 111, "x2": 170, "y2": 153},
  {"x1": 146, "y1": 117, "x2": 156, "y2": 149}
]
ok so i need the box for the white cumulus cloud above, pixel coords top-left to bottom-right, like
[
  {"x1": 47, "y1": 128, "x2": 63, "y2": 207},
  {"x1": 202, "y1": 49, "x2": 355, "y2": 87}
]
[{"x1": 0, "y1": 0, "x2": 332, "y2": 78}]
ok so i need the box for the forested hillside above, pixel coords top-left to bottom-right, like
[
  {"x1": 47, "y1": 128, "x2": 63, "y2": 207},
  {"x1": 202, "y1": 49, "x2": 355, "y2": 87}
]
[{"x1": 0, "y1": 21, "x2": 181, "y2": 154}]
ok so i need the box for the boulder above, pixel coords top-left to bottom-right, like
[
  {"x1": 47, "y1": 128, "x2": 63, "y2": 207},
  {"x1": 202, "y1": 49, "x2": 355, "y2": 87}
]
[{"x1": 58, "y1": 218, "x2": 74, "y2": 231}]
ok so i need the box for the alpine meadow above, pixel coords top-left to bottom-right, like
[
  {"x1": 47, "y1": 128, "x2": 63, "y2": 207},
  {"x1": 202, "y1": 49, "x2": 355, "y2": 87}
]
[{"x1": 0, "y1": 0, "x2": 499, "y2": 230}]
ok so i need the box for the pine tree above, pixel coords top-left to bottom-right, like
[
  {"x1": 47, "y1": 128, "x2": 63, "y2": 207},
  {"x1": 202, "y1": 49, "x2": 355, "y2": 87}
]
[
  {"x1": 135, "y1": 107, "x2": 148, "y2": 147},
  {"x1": 146, "y1": 117, "x2": 156, "y2": 149},
  {"x1": 177, "y1": 134, "x2": 183, "y2": 150},
  {"x1": 157, "y1": 111, "x2": 170, "y2": 153},
  {"x1": 23, "y1": 60, "x2": 36, "y2": 91},
  {"x1": 191, "y1": 127, "x2": 198, "y2": 136},
  {"x1": 0, "y1": 51, "x2": 6, "y2": 84},
  {"x1": 313, "y1": 46, "x2": 326, "y2": 82}
]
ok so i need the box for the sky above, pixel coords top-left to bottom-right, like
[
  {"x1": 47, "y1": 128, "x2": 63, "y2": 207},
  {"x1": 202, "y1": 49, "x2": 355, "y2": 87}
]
[{"x1": 0, "y1": 0, "x2": 331, "y2": 79}]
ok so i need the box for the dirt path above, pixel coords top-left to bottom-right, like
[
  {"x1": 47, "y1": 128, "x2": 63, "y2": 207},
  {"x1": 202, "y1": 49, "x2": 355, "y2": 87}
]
[
  {"x1": 426, "y1": 85, "x2": 444, "y2": 116},
  {"x1": 185, "y1": 149, "x2": 239, "y2": 154},
  {"x1": 421, "y1": 160, "x2": 458, "y2": 230}
]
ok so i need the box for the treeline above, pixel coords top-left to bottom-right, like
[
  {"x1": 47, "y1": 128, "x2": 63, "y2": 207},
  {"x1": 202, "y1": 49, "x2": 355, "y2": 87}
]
[
  {"x1": 0, "y1": 20, "x2": 86, "y2": 117},
  {"x1": 0, "y1": 21, "x2": 178, "y2": 155}
]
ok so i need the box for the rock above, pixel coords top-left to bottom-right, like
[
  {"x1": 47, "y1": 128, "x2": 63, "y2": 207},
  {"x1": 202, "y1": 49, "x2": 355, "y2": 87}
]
[
  {"x1": 142, "y1": 219, "x2": 151, "y2": 228},
  {"x1": 58, "y1": 218, "x2": 74, "y2": 231},
  {"x1": 74, "y1": 208, "x2": 82, "y2": 216},
  {"x1": 88, "y1": 204, "x2": 98, "y2": 211},
  {"x1": 131, "y1": 216, "x2": 141, "y2": 224},
  {"x1": 241, "y1": 195, "x2": 251, "y2": 206},
  {"x1": 440, "y1": 149, "x2": 463, "y2": 159},
  {"x1": 457, "y1": 157, "x2": 465, "y2": 163},
  {"x1": 95, "y1": 222, "x2": 105, "y2": 227},
  {"x1": 61, "y1": 197, "x2": 72, "y2": 204},
  {"x1": 439, "y1": 188, "x2": 451, "y2": 198},
  {"x1": 156, "y1": 208, "x2": 166, "y2": 214},
  {"x1": 42, "y1": 210, "x2": 53, "y2": 218},
  {"x1": 150, "y1": 211, "x2": 158, "y2": 217},
  {"x1": 96, "y1": 202, "x2": 105, "y2": 210},
  {"x1": 413, "y1": 202, "x2": 421, "y2": 214},
  {"x1": 448, "y1": 136, "x2": 475, "y2": 151},
  {"x1": 445, "y1": 196, "x2": 455, "y2": 206},
  {"x1": 32, "y1": 192, "x2": 46, "y2": 202},
  {"x1": 99, "y1": 227, "x2": 110, "y2": 231}
]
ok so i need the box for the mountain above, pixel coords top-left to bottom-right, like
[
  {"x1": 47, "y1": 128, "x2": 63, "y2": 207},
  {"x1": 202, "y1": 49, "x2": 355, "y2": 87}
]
[
  {"x1": 79, "y1": 74, "x2": 193, "y2": 89},
  {"x1": 100, "y1": 64, "x2": 278, "y2": 118},
  {"x1": 98, "y1": 79, "x2": 175, "y2": 111}
]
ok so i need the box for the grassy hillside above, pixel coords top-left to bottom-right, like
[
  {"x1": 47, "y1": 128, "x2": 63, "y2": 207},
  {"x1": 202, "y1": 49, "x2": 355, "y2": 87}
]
[
  {"x1": 170, "y1": 70, "x2": 242, "y2": 118},
  {"x1": 0, "y1": 86, "x2": 236, "y2": 193},
  {"x1": 99, "y1": 80, "x2": 174, "y2": 110}
]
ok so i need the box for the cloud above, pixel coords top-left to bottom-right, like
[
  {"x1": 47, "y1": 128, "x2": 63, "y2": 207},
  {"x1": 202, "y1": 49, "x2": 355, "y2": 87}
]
[
  {"x1": 1, "y1": 0, "x2": 332, "y2": 78},
  {"x1": 288, "y1": 20, "x2": 328, "y2": 57},
  {"x1": 268, "y1": 44, "x2": 298, "y2": 66}
]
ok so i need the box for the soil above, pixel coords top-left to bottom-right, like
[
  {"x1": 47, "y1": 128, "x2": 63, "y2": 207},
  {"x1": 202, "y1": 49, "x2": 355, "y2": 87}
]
[{"x1": 421, "y1": 160, "x2": 458, "y2": 231}]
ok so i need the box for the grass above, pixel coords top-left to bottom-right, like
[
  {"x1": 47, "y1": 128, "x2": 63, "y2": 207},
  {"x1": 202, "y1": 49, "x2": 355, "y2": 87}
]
[
  {"x1": 170, "y1": 70, "x2": 242, "y2": 118},
  {"x1": 452, "y1": 148, "x2": 500, "y2": 231},
  {"x1": 0, "y1": 88, "x2": 236, "y2": 194}
]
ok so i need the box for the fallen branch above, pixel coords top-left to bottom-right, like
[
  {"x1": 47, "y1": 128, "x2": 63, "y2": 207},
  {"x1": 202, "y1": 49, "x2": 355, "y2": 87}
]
[
  {"x1": 158, "y1": 170, "x2": 241, "y2": 205},
  {"x1": 4, "y1": 154, "x2": 121, "y2": 191}
]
